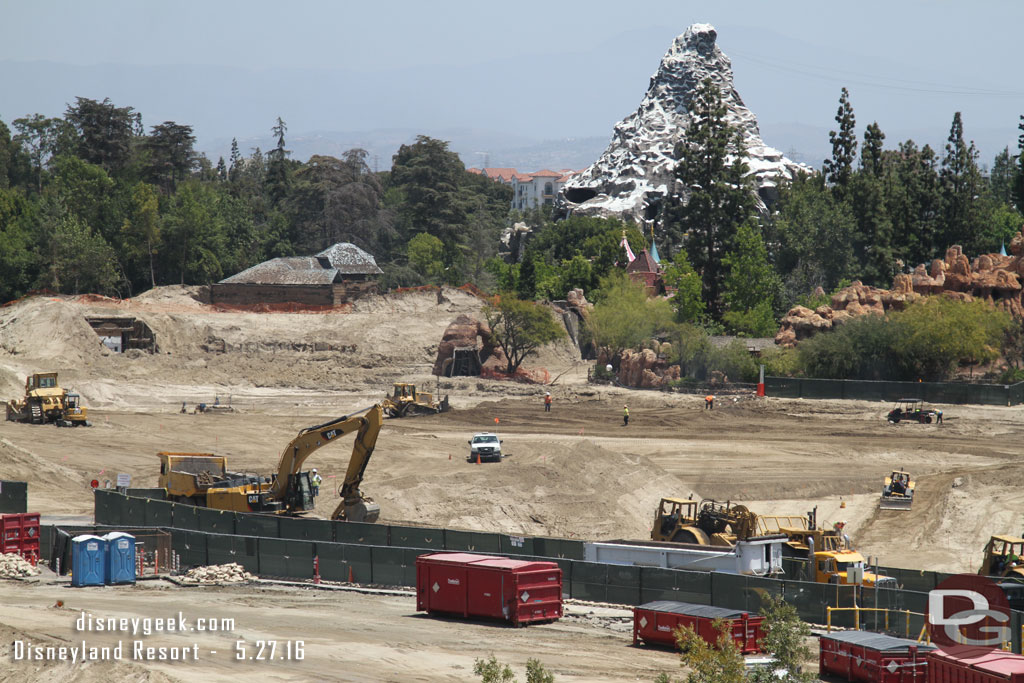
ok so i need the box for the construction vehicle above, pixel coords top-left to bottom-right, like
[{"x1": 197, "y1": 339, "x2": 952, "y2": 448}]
[
  {"x1": 381, "y1": 382, "x2": 450, "y2": 418},
  {"x1": 979, "y1": 535, "x2": 1024, "y2": 580},
  {"x1": 5, "y1": 372, "x2": 91, "y2": 426},
  {"x1": 158, "y1": 403, "x2": 385, "y2": 522},
  {"x1": 652, "y1": 498, "x2": 894, "y2": 587},
  {"x1": 886, "y1": 398, "x2": 936, "y2": 424},
  {"x1": 880, "y1": 469, "x2": 915, "y2": 510}
]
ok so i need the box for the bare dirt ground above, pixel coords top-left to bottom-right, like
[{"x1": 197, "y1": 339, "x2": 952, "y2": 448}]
[{"x1": 1, "y1": 287, "x2": 1022, "y2": 680}]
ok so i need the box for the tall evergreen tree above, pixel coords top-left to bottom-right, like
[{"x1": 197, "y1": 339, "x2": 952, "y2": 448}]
[
  {"x1": 12, "y1": 114, "x2": 68, "y2": 192},
  {"x1": 823, "y1": 88, "x2": 857, "y2": 191},
  {"x1": 661, "y1": 77, "x2": 757, "y2": 318},
  {"x1": 940, "y1": 112, "x2": 983, "y2": 250},
  {"x1": 861, "y1": 122, "x2": 885, "y2": 177},
  {"x1": 145, "y1": 121, "x2": 196, "y2": 193},
  {"x1": 1014, "y1": 115, "x2": 1024, "y2": 211},
  {"x1": 63, "y1": 97, "x2": 141, "y2": 175},
  {"x1": 265, "y1": 117, "x2": 291, "y2": 205},
  {"x1": 228, "y1": 138, "x2": 242, "y2": 184}
]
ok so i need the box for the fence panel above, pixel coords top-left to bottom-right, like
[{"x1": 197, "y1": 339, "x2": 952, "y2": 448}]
[
  {"x1": 570, "y1": 561, "x2": 608, "y2": 603},
  {"x1": 443, "y1": 530, "x2": 501, "y2": 554},
  {"x1": 639, "y1": 567, "x2": 680, "y2": 603},
  {"x1": 172, "y1": 504, "x2": 200, "y2": 531},
  {"x1": 783, "y1": 580, "x2": 830, "y2": 625},
  {"x1": 125, "y1": 488, "x2": 166, "y2": 500},
  {"x1": 177, "y1": 530, "x2": 208, "y2": 568},
  {"x1": 196, "y1": 507, "x2": 235, "y2": 535},
  {"x1": 499, "y1": 534, "x2": 535, "y2": 556},
  {"x1": 605, "y1": 564, "x2": 641, "y2": 605},
  {"x1": 766, "y1": 376, "x2": 1020, "y2": 405},
  {"x1": 144, "y1": 499, "x2": 174, "y2": 527},
  {"x1": 0, "y1": 480, "x2": 28, "y2": 514},
  {"x1": 333, "y1": 521, "x2": 388, "y2": 546},
  {"x1": 93, "y1": 490, "x2": 117, "y2": 524},
  {"x1": 207, "y1": 534, "x2": 259, "y2": 573},
  {"x1": 389, "y1": 525, "x2": 444, "y2": 550},
  {"x1": 278, "y1": 517, "x2": 332, "y2": 543},
  {"x1": 371, "y1": 546, "x2": 407, "y2": 586},
  {"x1": 236, "y1": 514, "x2": 280, "y2": 539},
  {"x1": 126, "y1": 496, "x2": 147, "y2": 527}
]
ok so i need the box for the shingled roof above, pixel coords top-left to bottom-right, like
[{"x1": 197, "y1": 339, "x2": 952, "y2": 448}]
[{"x1": 219, "y1": 242, "x2": 383, "y2": 285}]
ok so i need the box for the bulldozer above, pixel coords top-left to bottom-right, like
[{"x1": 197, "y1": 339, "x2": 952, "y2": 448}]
[
  {"x1": 158, "y1": 403, "x2": 386, "y2": 522},
  {"x1": 381, "y1": 382, "x2": 450, "y2": 418},
  {"x1": 652, "y1": 497, "x2": 895, "y2": 587},
  {"x1": 5, "y1": 372, "x2": 91, "y2": 426},
  {"x1": 979, "y1": 535, "x2": 1024, "y2": 580},
  {"x1": 880, "y1": 469, "x2": 915, "y2": 510},
  {"x1": 651, "y1": 497, "x2": 758, "y2": 547}
]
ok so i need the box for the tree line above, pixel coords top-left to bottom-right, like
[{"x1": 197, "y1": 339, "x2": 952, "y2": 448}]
[{"x1": 0, "y1": 98, "x2": 511, "y2": 302}]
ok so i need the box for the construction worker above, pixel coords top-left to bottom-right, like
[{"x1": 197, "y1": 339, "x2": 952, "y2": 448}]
[
  {"x1": 623, "y1": 404, "x2": 629, "y2": 426},
  {"x1": 544, "y1": 392, "x2": 552, "y2": 412},
  {"x1": 180, "y1": 401, "x2": 187, "y2": 414},
  {"x1": 705, "y1": 394, "x2": 714, "y2": 410},
  {"x1": 936, "y1": 409, "x2": 943, "y2": 425},
  {"x1": 311, "y1": 468, "x2": 322, "y2": 497}
]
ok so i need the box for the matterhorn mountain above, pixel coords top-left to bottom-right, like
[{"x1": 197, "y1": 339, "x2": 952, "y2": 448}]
[{"x1": 558, "y1": 23, "x2": 811, "y2": 222}]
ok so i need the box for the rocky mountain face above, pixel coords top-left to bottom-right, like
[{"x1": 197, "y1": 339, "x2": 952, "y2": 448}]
[
  {"x1": 559, "y1": 23, "x2": 810, "y2": 222},
  {"x1": 775, "y1": 232, "x2": 1024, "y2": 347}
]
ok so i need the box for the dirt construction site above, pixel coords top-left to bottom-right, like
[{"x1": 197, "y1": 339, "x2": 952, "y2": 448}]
[{"x1": 1, "y1": 286, "x2": 1023, "y2": 681}]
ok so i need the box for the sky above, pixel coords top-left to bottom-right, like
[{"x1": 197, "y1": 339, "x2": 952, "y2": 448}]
[{"x1": 2, "y1": 0, "x2": 1023, "y2": 167}]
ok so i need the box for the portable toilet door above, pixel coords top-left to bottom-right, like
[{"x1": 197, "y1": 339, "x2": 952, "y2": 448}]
[
  {"x1": 103, "y1": 532, "x2": 136, "y2": 585},
  {"x1": 71, "y1": 534, "x2": 107, "y2": 587}
]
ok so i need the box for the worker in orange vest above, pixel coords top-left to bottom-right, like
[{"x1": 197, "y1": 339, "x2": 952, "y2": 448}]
[
  {"x1": 705, "y1": 395, "x2": 714, "y2": 410},
  {"x1": 544, "y1": 392, "x2": 552, "y2": 412}
]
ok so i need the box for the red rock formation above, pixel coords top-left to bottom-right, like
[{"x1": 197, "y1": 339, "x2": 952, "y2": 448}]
[
  {"x1": 775, "y1": 230, "x2": 1024, "y2": 347},
  {"x1": 432, "y1": 314, "x2": 506, "y2": 375}
]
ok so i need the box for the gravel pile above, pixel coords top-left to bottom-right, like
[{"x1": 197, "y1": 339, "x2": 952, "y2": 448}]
[
  {"x1": 182, "y1": 563, "x2": 254, "y2": 584},
  {"x1": 0, "y1": 553, "x2": 41, "y2": 578}
]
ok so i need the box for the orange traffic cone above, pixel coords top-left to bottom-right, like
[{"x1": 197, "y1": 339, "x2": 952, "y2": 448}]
[
  {"x1": 348, "y1": 566, "x2": 354, "y2": 583},
  {"x1": 476, "y1": 453, "x2": 481, "y2": 465}
]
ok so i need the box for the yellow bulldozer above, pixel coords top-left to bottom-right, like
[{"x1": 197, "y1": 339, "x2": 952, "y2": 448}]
[
  {"x1": 651, "y1": 497, "x2": 895, "y2": 587},
  {"x1": 381, "y1": 382, "x2": 450, "y2": 418},
  {"x1": 158, "y1": 403, "x2": 386, "y2": 522},
  {"x1": 5, "y1": 372, "x2": 90, "y2": 426},
  {"x1": 880, "y1": 469, "x2": 915, "y2": 511},
  {"x1": 979, "y1": 535, "x2": 1024, "y2": 580}
]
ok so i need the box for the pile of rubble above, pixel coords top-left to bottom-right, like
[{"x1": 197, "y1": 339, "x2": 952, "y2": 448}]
[
  {"x1": 181, "y1": 563, "x2": 253, "y2": 584},
  {"x1": 0, "y1": 553, "x2": 41, "y2": 578},
  {"x1": 775, "y1": 234, "x2": 1024, "y2": 347}
]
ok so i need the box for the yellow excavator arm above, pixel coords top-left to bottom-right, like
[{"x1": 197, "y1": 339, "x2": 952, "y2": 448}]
[{"x1": 269, "y1": 403, "x2": 385, "y2": 522}]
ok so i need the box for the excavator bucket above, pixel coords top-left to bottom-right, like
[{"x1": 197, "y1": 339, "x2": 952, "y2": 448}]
[{"x1": 879, "y1": 493, "x2": 913, "y2": 511}]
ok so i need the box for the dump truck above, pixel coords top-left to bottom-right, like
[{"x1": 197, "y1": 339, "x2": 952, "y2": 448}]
[
  {"x1": 381, "y1": 382, "x2": 450, "y2": 418},
  {"x1": 979, "y1": 535, "x2": 1024, "y2": 580},
  {"x1": 651, "y1": 498, "x2": 895, "y2": 587},
  {"x1": 5, "y1": 372, "x2": 91, "y2": 426},
  {"x1": 880, "y1": 469, "x2": 915, "y2": 510},
  {"x1": 158, "y1": 403, "x2": 385, "y2": 522}
]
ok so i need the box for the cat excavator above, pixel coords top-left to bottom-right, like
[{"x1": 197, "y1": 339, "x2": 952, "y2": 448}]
[{"x1": 159, "y1": 403, "x2": 385, "y2": 522}]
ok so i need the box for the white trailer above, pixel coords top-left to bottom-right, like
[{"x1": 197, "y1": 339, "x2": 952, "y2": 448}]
[{"x1": 584, "y1": 536, "x2": 784, "y2": 576}]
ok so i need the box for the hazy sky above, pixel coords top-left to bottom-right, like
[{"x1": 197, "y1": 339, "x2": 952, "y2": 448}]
[{"x1": 2, "y1": 0, "x2": 1023, "y2": 163}]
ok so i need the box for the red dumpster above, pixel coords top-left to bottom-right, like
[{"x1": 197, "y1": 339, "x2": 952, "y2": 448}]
[
  {"x1": 632, "y1": 601, "x2": 765, "y2": 654},
  {"x1": 819, "y1": 630, "x2": 934, "y2": 682},
  {"x1": 927, "y1": 649, "x2": 1024, "y2": 683},
  {"x1": 0, "y1": 513, "x2": 40, "y2": 565},
  {"x1": 416, "y1": 552, "x2": 562, "y2": 626}
]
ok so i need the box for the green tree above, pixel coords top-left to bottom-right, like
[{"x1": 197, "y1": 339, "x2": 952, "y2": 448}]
[
  {"x1": 721, "y1": 222, "x2": 782, "y2": 336},
  {"x1": 39, "y1": 212, "x2": 118, "y2": 295},
  {"x1": 661, "y1": 248, "x2": 705, "y2": 323},
  {"x1": 674, "y1": 621, "x2": 745, "y2": 683},
  {"x1": 390, "y1": 135, "x2": 466, "y2": 249},
  {"x1": 990, "y1": 147, "x2": 1017, "y2": 206},
  {"x1": 228, "y1": 138, "x2": 243, "y2": 184},
  {"x1": 516, "y1": 252, "x2": 537, "y2": 300},
  {"x1": 266, "y1": 117, "x2": 291, "y2": 205},
  {"x1": 63, "y1": 97, "x2": 141, "y2": 175},
  {"x1": 484, "y1": 296, "x2": 565, "y2": 374},
  {"x1": 145, "y1": 121, "x2": 197, "y2": 193},
  {"x1": 162, "y1": 181, "x2": 226, "y2": 284},
  {"x1": 12, "y1": 114, "x2": 69, "y2": 192},
  {"x1": 474, "y1": 656, "x2": 515, "y2": 683},
  {"x1": 823, "y1": 87, "x2": 857, "y2": 192},
  {"x1": 939, "y1": 112, "x2": 983, "y2": 251},
  {"x1": 586, "y1": 273, "x2": 674, "y2": 366},
  {"x1": 662, "y1": 78, "x2": 757, "y2": 317},
  {"x1": 120, "y1": 182, "x2": 162, "y2": 288},
  {"x1": 747, "y1": 596, "x2": 816, "y2": 682},
  {"x1": 860, "y1": 122, "x2": 885, "y2": 178},
  {"x1": 406, "y1": 232, "x2": 444, "y2": 283},
  {"x1": 0, "y1": 187, "x2": 39, "y2": 300},
  {"x1": 886, "y1": 140, "x2": 942, "y2": 266},
  {"x1": 774, "y1": 172, "x2": 856, "y2": 301}
]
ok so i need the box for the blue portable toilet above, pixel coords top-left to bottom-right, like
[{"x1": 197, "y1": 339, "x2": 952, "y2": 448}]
[
  {"x1": 71, "y1": 534, "x2": 107, "y2": 587},
  {"x1": 103, "y1": 532, "x2": 136, "y2": 585}
]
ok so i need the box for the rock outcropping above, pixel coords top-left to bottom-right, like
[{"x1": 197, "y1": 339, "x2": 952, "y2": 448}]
[
  {"x1": 432, "y1": 314, "x2": 505, "y2": 376},
  {"x1": 559, "y1": 24, "x2": 809, "y2": 222},
  {"x1": 775, "y1": 233, "x2": 1024, "y2": 347}
]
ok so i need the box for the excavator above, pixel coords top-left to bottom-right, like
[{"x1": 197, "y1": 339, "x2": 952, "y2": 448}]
[
  {"x1": 158, "y1": 403, "x2": 385, "y2": 522},
  {"x1": 651, "y1": 497, "x2": 895, "y2": 587}
]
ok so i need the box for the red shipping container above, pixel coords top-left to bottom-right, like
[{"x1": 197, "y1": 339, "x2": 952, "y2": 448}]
[
  {"x1": 928, "y1": 649, "x2": 1024, "y2": 683},
  {"x1": 633, "y1": 601, "x2": 765, "y2": 654},
  {"x1": 416, "y1": 552, "x2": 562, "y2": 626},
  {"x1": 820, "y1": 631, "x2": 934, "y2": 682},
  {"x1": 0, "y1": 513, "x2": 40, "y2": 565}
]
